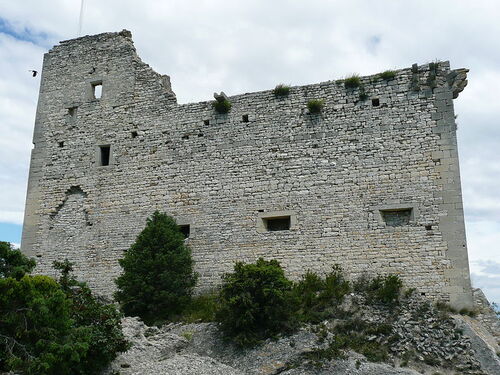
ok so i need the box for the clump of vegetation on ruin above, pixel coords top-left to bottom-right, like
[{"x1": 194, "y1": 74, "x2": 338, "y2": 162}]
[
  {"x1": 216, "y1": 258, "x2": 297, "y2": 347},
  {"x1": 307, "y1": 99, "x2": 325, "y2": 114},
  {"x1": 378, "y1": 70, "x2": 397, "y2": 80},
  {"x1": 344, "y1": 74, "x2": 361, "y2": 88},
  {"x1": 212, "y1": 99, "x2": 232, "y2": 114},
  {"x1": 114, "y1": 211, "x2": 198, "y2": 325},
  {"x1": 0, "y1": 244, "x2": 128, "y2": 375},
  {"x1": 273, "y1": 84, "x2": 291, "y2": 97}
]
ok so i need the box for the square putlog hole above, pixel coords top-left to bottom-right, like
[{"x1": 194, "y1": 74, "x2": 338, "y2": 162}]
[
  {"x1": 178, "y1": 224, "x2": 190, "y2": 239},
  {"x1": 372, "y1": 98, "x2": 380, "y2": 107},
  {"x1": 242, "y1": 114, "x2": 249, "y2": 123}
]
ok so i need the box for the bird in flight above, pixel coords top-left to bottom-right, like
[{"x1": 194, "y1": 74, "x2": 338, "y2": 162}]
[{"x1": 29, "y1": 70, "x2": 38, "y2": 77}]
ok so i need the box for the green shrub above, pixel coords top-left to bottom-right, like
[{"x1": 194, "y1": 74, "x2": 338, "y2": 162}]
[
  {"x1": 274, "y1": 84, "x2": 291, "y2": 97},
  {"x1": 216, "y1": 258, "x2": 297, "y2": 347},
  {"x1": 344, "y1": 74, "x2": 361, "y2": 89},
  {"x1": 212, "y1": 99, "x2": 232, "y2": 114},
  {"x1": 355, "y1": 274, "x2": 403, "y2": 306},
  {"x1": 366, "y1": 275, "x2": 403, "y2": 305},
  {"x1": 307, "y1": 99, "x2": 325, "y2": 114},
  {"x1": 0, "y1": 271, "x2": 128, "y2": 375},
  {"x1": 293, "y1": 266, "x2": 350, "y2": 323},
  {"x1": 114, "y1": 211, "x2": 198, "y2": 324},
  {"x1": 379, "y1": 70, "x2": 396, "y2": 80},
  {"x1": 0, "y1": 241, "x2": 35, "y2": 279}
]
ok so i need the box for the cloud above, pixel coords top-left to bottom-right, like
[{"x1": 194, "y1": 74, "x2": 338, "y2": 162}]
[{"x1": 470, "y1": 260, "x2": 500, "y2": 304}]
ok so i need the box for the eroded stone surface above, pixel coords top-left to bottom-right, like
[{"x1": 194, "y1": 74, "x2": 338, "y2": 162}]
[{"x1": 22, "y1": 30, "x2": 472, "y2": 308}]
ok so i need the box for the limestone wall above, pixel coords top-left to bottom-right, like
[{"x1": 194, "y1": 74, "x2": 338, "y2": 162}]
[{"x1": 21, "y1": 30, "x2": 473, "y2": 308}]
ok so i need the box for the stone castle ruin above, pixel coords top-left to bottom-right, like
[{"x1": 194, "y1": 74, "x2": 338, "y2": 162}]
[{"x1": 21, "y1": 30, "x2": 473, "y2": 308}]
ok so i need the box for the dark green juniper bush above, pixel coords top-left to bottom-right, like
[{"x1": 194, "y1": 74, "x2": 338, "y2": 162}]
[
  {"x1": 114, "y1": 211, "x2": 198, "y2": 325},
  {"x1": 216, "y1": 258, "x2": 297, "y2": 347},
  {"x1": 0, "y1": 241, "x2": 35, "y2": 279},
  {"x1": 0, "y1": 256, "x2": 127, "y2": 375}
]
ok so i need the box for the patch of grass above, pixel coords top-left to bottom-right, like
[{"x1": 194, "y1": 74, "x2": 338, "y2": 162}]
[
  {"x1": 274, "y1": 84, "x2": 291, "y2": 97},
  {"x1": 379, "y1": 70, "x2": 396, "y2": 80},
  {"x1": 307, "y1": 99, "x2": 325, "y2": 114},
  {"x1": 181, "y1": 331, "x2": 194, "y2": 341},
  {"x1": 212, "y1": 99, "x2": 232, "y2": 114},
  {"x1": 180, "y1": 293, "x2": 219, "y2": 323},
  {"x1": 344, "y1": 74, "x2": 361, "y2": 89}
]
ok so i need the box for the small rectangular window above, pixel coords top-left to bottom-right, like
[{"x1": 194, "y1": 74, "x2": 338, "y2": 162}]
[
  {"x1": 263, "y1": 216, "x2": 291, "y2": 231},
  {"x1": 58, "y1": 141, "x2": 64, "y2": 148},
  {"x1": 381, "y1": 209, "x2": 412, "y2": 227},
  {"x1": 372, "y1": 98, "x2": 380, "y2": 107},
  {"x1": 242, "y1": 114, "x2": 249, "y2": 122},
  {"x1": 68, "y1": 106, "x2": 78, "y2": 117},
  {"x1": 179, "y1": 225, "x2": 190, "y2": 239},
  {"x1": 131, "y1": 131, "x2": 138, "y2": 138},
  {"x1": 92, "y1": 82, "x2": 103, "y2": 99},
  {"x1": 99, "y1": 145, "x2": 110, "y2": 166},
  {"x1": 203, "y1": 119, "x2": 210, "y2": 125}
]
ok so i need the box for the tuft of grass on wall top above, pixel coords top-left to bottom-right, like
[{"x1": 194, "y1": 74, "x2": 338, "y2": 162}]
[
  {"x1": 307, "y1": 99, "x2": 325, "y2": 114},
  {"x1": 344, "y1": 74, "x2": 361, "y2": 89},
  {"x1": 213, "y1": 99, "x2": 232, "y2": 114},
  {"x1": 379, "y1": 70, "x2": 396, "y2": 80},
  {"x1": 274, "y1": 84, "x2": 291, "y2": 97}
]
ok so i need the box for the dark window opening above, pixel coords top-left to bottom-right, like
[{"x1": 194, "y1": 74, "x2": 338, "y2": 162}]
[
  {"x1": 131, "y1": 131, "x2": 138, "y2": 138},
  {"x1": 264, "y1": 216, "x2": 291, "y2": 231},
  {"x1": 182, "y1": 134, "x2": 189, "y2": 140},
  {"x1": 58, "y1": 141, "x2": 64, "y2": 148},
  {"x1": 421, "y1": 292, "x2": 426, "y2": 296},
  {"x1": 99, "y1": 145, "x2": 110, "y2": 166},
  {"x1": 242, "y1": 114, "x2": 249, "y2": 122},
  {"x1": 381, "y1": 208, "x2": 412, "y2": 227},
  {"x1": 425, "y1": 225, "x2": 432, "y2": 230},
  {"x1": 68, "y1": 107, "x2": 77, "y2": 117},
  {"x1": 203, "y1": 119, "x2": 210, "y2": 125},
  {"x1": 198, "y1": 133, "x2": 204, "y2": 137},
  {"x1": 258, "y1": 209, "x2": 264, "y2": 212},
  {"x1": 92, "y1": 82, "x2": 103, "y2": 99},
  {"x1": 372, "y1": 98, "x2": 380, "y2": 107},
  {"x1": 179, "y1": 224, "x2": 190, "y2": 239}
]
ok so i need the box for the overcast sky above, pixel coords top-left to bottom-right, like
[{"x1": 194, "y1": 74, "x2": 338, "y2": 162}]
[{"x1": 0, "y1": 0, "x2": 498, "y2": 303}]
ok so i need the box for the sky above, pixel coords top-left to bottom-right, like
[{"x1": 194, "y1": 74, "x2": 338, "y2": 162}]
[{"x1": 0, "y1": 0, "x2": 499, "y2": 303}]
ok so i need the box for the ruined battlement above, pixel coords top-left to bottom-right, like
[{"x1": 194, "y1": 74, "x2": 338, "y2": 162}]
[{"x1": 21, "y1": 30, "x2": 473, "y2": 308}]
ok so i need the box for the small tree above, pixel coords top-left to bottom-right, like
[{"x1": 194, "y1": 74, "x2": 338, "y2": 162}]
[
  {"x1": 0, "y1": 263, "x2": 128, "y2": 375},
  {"x1": 114, "y1": 211, "x2": 198, "y2": 324},
  {"x1": 0, "y1": 241, "x2": 35, "y2": 279},
  {"x1": 216, "y1": 258, "x2": 296, "y2": 347}
]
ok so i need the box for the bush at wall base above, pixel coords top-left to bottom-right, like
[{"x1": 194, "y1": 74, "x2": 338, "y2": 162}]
[{"x1": 114, "y1": 211, "x2": 198, "y2": 325}]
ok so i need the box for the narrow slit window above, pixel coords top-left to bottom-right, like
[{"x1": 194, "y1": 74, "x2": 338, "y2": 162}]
[
  {"x1": 263, "y1": 216, "x2": 291, "y2": 231},
  {"x1": 380, "y1": 208, "x2": 412, "y2": 227},
  {"x1": 68, "y1": 107, "x2": 78, "y2": 117},
  {"x1": 92, "y1": 82, "x2": 103, "y2": 99},
  {"x1": 179, "y1": 224, "x2": 190, "y2": 239},
  {"x1": 99, "y1": 145, "x2": 110, "y2": 166}
]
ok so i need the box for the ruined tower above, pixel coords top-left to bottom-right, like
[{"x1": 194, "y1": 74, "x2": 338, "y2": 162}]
[{"x1": 22, "y1": 30, "x2": 473, "y2": 308}]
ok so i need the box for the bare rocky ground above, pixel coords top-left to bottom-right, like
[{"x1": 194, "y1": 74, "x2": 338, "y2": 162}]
[{"x1": 105, "y1": 292, "x2": 500, "y2": 375}]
